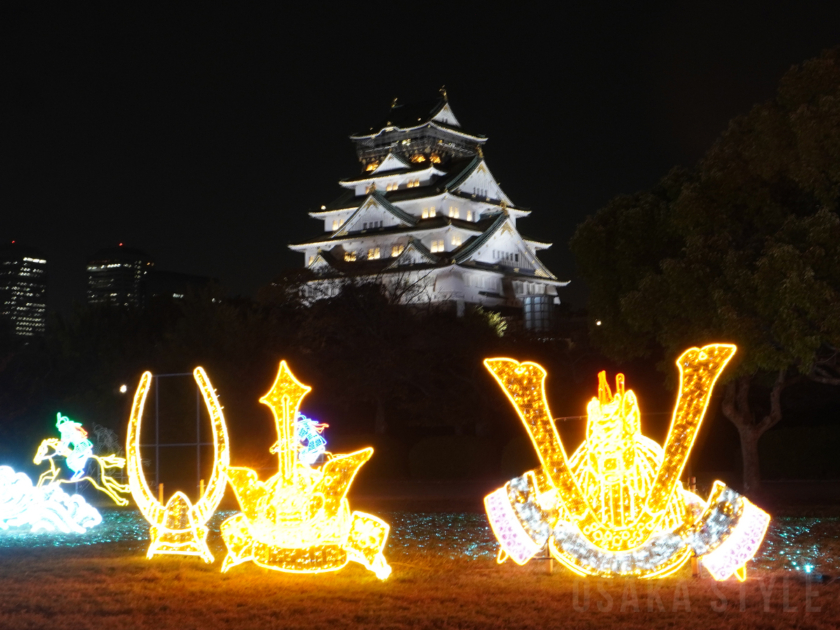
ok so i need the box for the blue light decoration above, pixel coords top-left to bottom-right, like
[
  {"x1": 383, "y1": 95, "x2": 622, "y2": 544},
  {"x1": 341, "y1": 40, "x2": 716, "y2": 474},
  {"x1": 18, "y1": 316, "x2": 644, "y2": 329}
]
[
  {"x1": 294, "y1": 413, "x2": 328, "y2": 467},
  {"x1": 0, "y1": 413, "x2": 130, "y2": 534},
  {"x1": 54, "y1": 414, "x2": 94, "y2": 481}
]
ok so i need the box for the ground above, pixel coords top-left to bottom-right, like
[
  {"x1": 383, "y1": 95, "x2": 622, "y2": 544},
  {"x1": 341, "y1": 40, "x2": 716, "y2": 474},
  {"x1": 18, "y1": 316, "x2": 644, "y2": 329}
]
[
  {"x1": 0, "y1": 542, "x2": 834, "y2": 629},
  {"x1": 0, "y1": 481, "x2": 838, "y2": 629}
]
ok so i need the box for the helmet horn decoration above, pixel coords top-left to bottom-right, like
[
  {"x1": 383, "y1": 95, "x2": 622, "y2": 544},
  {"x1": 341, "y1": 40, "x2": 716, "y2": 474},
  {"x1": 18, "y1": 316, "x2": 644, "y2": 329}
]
[{"x1": 126, "y1": 368, "x2": 230, "y2": 562}]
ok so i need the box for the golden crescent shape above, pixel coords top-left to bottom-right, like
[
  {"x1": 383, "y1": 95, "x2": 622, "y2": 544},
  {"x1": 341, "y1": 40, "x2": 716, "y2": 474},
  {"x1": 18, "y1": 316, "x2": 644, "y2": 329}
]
[
  {"x1": 191, "y1": 367, "x2": 230, "y2": 524},
  {"x1": 643, "y1": 343, "x2": 737, "y2": 517},
  {"x1": 483, "y1": 358, "x2": 591, "y2": 519},
  {"x1": 126, "y1": 371, "x2": 165, "y2": 524}
]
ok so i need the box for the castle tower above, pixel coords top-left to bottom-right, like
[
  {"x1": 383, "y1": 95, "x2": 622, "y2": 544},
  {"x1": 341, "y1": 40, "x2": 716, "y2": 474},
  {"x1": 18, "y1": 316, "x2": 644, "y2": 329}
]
[{"x1": 289, "y1": 93, "x2": 567, "y2": 325}]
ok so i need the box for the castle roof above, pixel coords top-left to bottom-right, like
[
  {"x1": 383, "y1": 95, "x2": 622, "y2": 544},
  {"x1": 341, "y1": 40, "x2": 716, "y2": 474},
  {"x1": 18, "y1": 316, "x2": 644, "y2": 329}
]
[
  {"x1": 312, "y1": 157, "x2": 526, "y2": 216},
  {"x1": 350, "y1": 96, "x2": 486, "y2": 142},
  {"x1": 290, "y1": 214, "x2": 490, "y2": 249},
  {"x1": 338, "y1": 161, "x2": 446, "y2": 185}
]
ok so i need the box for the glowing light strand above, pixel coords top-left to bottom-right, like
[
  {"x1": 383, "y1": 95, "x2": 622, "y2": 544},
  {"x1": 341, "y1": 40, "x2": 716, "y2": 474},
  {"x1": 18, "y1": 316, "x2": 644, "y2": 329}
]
[
  {"x1": 126, "y1": 368, "x2": 230, "y2": 562},
  {"x1": 294, "y1": 413, "x2": 329, "y2": 467},
  {"x1": 0, "y1": 466, "x2": 102, "y2": 533},
  {"x1": 0, "y1": 413, "x2": 128, "y2": 533},
  {"x1": 220, "y1": 360, "x2": 391, "y2": 579},
  {"x1": 483, "y1": 344, "x2": 770, "y2": 579},
  {"x1": 34, "y1": 414, "x2": 130, "y2": 506}
]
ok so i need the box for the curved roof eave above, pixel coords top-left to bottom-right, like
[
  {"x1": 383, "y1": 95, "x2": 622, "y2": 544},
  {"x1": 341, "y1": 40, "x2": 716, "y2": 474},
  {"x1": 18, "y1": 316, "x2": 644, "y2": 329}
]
[
  {"x1": 349, "y1": 122, "x2": 488, "y2": 142},
  {"x1": 338, "y1": 164, "x2": 447, "y2": 186}
]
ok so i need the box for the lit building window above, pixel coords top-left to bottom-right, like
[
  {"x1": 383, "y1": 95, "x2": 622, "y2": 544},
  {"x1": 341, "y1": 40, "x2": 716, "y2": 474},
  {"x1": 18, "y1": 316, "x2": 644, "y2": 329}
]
[
  {"x1": 430, "y1": 239, "x2": 445, "y2": 253},
  {"x1": 466, "y1": 210, "x2": 473, "y2": 221},
  {"x1": 411, "y1": 154, "x2": 427, "y2": 163},
  {"x1": 406, "y1": 179, "x2": 420, "y2": 188},
  {"x1": 451, "y1": 235, "x2": 462, "y2": 247},
  {"x1": 430, "y1": 154, "x2": 441, "y2": 164},
  {"x1": 386, "y1": 183, "x2": 398, "y2": 192},
  {"x1": 449, "y1": 206, "x2": 459, "y2": 219},
  {"x1": 368, "y1": 247, "x2": 381, "y2": 260},
  {"x1": 391, "y1": 245, "x2": 404, "y2": 257},
  {"x1": 345, "y1": 251, "x2": 356, "y2": 262},
  {"x1": 308, "y1": 256, "x2": 314, "y2": 266},
  {"x1": 332, "y1": 219, "x2": 340, "y2": 231},
  {"x1": 365, "y1": 162, "x2": 379, "y2": 172}
]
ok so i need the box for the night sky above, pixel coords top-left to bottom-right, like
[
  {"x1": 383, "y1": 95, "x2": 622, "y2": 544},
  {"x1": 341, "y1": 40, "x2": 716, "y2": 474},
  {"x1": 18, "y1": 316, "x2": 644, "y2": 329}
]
[{"x1": 3, "y1": 3, "x2": 839, "y2": 313}]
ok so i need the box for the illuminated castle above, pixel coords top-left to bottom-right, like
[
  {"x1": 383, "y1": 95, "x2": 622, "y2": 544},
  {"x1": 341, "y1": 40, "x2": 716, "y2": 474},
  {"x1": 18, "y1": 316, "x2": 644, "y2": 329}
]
[{"x1": 289, "y1": 91, "x2": 567, "y2": 326}]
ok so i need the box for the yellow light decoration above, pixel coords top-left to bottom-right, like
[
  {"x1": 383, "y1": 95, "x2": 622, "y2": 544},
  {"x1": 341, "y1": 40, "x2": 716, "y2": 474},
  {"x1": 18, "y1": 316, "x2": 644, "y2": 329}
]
[
  {"x1": 220, "y1": 361, "x2": 391, "y2": 579},
  {"x1": 126, "y1": 368, "x2": 230, "y2": 562},
  {"x1": 484, "y1": 344, "x2": 771, "y2": 579}
]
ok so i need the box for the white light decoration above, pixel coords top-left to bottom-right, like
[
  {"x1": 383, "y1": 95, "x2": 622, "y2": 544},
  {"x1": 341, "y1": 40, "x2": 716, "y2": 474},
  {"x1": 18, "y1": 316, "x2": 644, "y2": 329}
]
[
  {"x1": 0, "y1": 413, "x2": 129, "y2": 534},
  {"x1": 0, "y1": 466, "x2": 103, "y2": 533},
  {"x1": 484, "y1": 344, "x2": 770, "y2": 580},
  {"x1": 294, "y1": 413, "x2": 329, "y2": 467}
]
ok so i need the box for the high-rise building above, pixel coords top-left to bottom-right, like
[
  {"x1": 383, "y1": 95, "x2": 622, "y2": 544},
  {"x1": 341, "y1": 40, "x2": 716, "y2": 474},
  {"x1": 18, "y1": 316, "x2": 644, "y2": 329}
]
[
  {"x1": 86, "y1": 246, "x2": 153, "y2": 307},
  {"x1": 0, "y1": 241, "x2": 48, "y2": 337},
  {"x1": 289, "y1": 92, "x2": 568, "y2": 322}
]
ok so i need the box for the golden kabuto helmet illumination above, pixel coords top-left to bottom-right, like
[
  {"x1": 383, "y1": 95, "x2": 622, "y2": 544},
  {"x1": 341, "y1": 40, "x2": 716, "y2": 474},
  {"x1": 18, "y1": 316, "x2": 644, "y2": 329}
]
[
  {"x1": 126, "y1": 368, "x2": 230, "y2": 562},
  {"x1": 220, "y1": 361, "x2": 391, "y2": 579},
  {"x1": 125, "y1": 362, "x2": 390, "y2": 578},
  {"x1": 483, "y1": 343, "x2": 770, "y2": 580}
]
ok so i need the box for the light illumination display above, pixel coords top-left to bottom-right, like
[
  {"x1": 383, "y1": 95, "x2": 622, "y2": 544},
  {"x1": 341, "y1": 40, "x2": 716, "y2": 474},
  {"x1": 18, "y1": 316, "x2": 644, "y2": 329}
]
[
  {"x1": 0, "y1": 413, "x2": 129, "y2": 533},
  {"x1": 34, "y1": 413, "x2": 130, "y2": 506},
  {"x1": 126, "y1": 368, "x2": 230, "y2": 562},
  {"x1": 294, "y1": 413, "x2": 329, "y2": 466},
  {"x1": 220, "y1": 361, "x2": 391, "y2": 579},
  {"x1": 484, "y1": 344, "x2": 771, "y2": 580}
]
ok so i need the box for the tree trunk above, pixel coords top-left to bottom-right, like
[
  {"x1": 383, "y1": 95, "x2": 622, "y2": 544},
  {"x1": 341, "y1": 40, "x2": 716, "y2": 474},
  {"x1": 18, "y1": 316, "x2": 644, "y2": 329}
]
[
  {"x1": 721, "y1": 370, "x2": 788, "y2": 495},
  {"x1": 736, "y1": 425, "x2": 762, "y2": 494}
]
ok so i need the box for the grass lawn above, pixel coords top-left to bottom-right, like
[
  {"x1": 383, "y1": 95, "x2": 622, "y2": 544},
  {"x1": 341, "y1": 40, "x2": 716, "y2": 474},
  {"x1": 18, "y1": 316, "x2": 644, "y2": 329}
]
[{"x1": 0, "y1": 510, "x2": 837, "y2": 629}]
